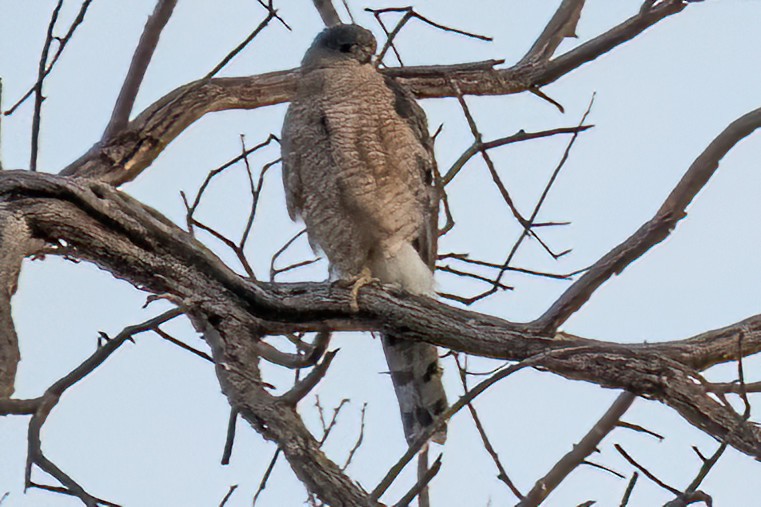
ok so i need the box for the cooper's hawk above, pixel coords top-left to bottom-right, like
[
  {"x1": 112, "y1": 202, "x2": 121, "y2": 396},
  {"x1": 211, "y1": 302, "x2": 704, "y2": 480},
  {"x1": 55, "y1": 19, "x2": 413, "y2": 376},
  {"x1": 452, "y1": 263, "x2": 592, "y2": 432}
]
[{"x1": 281, "y1": 24, "x2": 448, "y2": 447}]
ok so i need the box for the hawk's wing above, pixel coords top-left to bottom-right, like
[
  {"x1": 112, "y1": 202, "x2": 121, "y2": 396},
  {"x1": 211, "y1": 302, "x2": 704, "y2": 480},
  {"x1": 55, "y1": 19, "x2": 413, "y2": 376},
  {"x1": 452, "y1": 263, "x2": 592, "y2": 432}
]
[
  {"x1": 383, "y1": 75, "x2": 439, "y2": 269},
  {"x1": 380, "y1": 75, "x2": 448, "y2": 445}
]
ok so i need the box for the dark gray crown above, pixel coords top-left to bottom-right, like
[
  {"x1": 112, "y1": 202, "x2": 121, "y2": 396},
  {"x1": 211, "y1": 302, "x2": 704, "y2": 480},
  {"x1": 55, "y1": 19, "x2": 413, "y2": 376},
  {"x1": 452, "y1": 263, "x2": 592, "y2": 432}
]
[{"x1": 302, "y1": 24, "x2": 377, "y2": 67}]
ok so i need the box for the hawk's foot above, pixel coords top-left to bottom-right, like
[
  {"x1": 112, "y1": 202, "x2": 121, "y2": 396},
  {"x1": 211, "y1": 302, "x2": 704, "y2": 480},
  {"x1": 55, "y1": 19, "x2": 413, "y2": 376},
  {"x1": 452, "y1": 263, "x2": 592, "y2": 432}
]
[{"x1": 335, "y1": 268, "x2": 379, "y2": 312}]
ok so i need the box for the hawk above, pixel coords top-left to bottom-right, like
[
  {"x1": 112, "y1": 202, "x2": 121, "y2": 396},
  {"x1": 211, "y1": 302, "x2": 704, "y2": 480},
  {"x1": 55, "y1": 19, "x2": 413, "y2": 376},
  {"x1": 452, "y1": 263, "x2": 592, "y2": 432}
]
[{"x1": 281, "y1": 24, "x2": 448, "y2": 446}]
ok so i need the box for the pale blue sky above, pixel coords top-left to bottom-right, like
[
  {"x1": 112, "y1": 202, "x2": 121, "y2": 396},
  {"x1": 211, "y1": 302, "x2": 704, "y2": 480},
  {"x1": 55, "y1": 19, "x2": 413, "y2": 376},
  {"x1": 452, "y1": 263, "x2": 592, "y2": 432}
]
[{"x1": 1, "y1": 1, "x2": 761, "y2": 506}]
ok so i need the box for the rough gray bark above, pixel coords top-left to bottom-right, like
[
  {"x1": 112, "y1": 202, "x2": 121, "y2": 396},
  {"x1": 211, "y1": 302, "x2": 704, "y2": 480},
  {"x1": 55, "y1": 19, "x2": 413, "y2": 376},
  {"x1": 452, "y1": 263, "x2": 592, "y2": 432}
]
[{"x1": 1, "y1": 170, "x2": 761, "y2": 465}]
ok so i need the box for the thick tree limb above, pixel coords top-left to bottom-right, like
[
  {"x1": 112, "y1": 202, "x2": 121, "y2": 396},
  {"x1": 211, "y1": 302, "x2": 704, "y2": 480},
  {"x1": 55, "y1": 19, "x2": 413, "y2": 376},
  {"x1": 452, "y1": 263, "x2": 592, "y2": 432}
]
[
  {"x1": 2, "y1": 167, "x2": 761, "y2": 464},
  {"x1": 0, "y1": 212, "x2": 43, "y2": 397}
]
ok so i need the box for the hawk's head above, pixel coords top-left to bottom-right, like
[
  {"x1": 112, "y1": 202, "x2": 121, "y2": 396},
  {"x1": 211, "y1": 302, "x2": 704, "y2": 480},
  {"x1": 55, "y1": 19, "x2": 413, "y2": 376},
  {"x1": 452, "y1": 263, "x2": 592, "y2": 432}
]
[{"x1": 302, "y1": 24, "x2": 377, "y2": 68}]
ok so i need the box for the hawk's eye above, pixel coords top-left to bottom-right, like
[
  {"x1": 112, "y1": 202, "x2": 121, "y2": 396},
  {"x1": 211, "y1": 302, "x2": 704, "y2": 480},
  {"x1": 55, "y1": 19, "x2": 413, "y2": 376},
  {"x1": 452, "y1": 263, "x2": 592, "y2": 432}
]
[{"x1": 339, "y1": 43, "x2": 354, "y2": 53}]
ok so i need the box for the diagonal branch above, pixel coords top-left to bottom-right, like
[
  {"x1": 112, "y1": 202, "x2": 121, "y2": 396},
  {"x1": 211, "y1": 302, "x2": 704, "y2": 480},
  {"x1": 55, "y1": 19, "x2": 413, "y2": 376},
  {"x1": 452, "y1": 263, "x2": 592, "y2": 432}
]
[
  {"x1": 518, "y1": 392, "x2": 636, "y2": 506},
  {"x1": 534, "y1": 105, "x2": 761, "y2": 333},
  {"x1": 312, "y1": 0, "x2": 342, "y2": 27},
  {"x1": 102, "y1": 0, "x2": 178, "y2": 140},
  {"x1": 520, "y1": 0, "x2": 586, "y2": 64}
]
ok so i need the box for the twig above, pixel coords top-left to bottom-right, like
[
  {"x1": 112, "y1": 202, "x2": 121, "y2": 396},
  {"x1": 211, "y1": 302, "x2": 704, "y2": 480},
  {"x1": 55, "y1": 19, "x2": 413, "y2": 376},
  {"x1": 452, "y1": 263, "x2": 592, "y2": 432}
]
[
  {"x1": 614, "y1": 444, "x2": 681, "y2": 496},
  {"x1": 183, "y1": 135, "x2": 279, "y2": 277},
  {"x1": 437, "y1": 265, "x2": 513, "y2": 291},
  {"x1": 221, "y1": 409, "x2": 238, "y2": 465},
  {"x1": 252, "y1": 449, "x2": 281, "y2": 506},
  {"x1": 393, "y1": 454, "x2": 443, "y2": 507},
  {"x1": 103, "y1": 0, "x2": 178, "y2": 139},
  {"x1": 616, "y1": 421, "x2": 664, "y2": 441},
  {"x1": 368, "y1": 6, "x2": 490, "y2": 67},
  {"x1": 256, "y1": 0, "x2": 291, "y2": 30},
  {"x1": 152, "y1": 327, "x2": 212, "y2": 361},
  {"x1": 454, "y1": 355, "x2": 522, "y2": 499},
  {"x1": 186, "y1": 135, "x2": 278, "y2": 225},
  {"x1": 448, "y1": 77, "x2": 526, "y2": 226},
  {"x1": 439, "y1": 252, "x2": 584, "y2": 280},
  {"x1": 493, "y1": 94, "x2": 596, "y2": 292},
  {"x1": 26, "y1": 483, "x2": 120, "y2": 507},
  {"x1": 270, "y1": 229, "x2": 321, "y2": 281},
  {"x1": 317, "y1": 397, "x2": 350, "y2": 446},
  {"x1": 518, "y1": 392, "x2": 636, "y2": 506},
  {"x1": 619, "y1": 472, "x2": 638, "y2": 507},
  {"x1": 218, "y1": 484, "x2": 238, "y2": 507},
  {"x1": 442, "y1": 125, "x2": 593, "y2": 186},
  {"x1": 340, "y1": 0, "x2": 355, "y2": 24},
  {"x1": 4, "y1": 0, "x2": 94, "y2": 118},
  {"x1": 582, "y1": 460, "x2": 625, "y2": 479},
  {"x1": 342, "y1": 403, "x2": 367, "y2": 470},
  {"x1": 30, "y1": 0, "x2": 65, "y2": 171}
]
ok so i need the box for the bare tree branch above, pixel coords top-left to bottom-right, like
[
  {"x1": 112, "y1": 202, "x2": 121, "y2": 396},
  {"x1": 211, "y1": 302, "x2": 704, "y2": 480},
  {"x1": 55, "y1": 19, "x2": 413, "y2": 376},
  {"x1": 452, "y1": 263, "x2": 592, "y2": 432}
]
[
  {"x1": 30, "y1": 0, "x2": 64, "y2": 171},
  {"x1": 58, "y1": 2, "x2": 692, "y2": 186},
  {"x1": 313, "y1": 0, "x2": 342, "y2": 27},
  {"x1": 534, "y1": 105, "x2": 761, "y2": 333},
  {"x1": 518, "y1": 392, "x2": 636, "y2": 506},
  {"x1": 393, "y1": 454, "x2": 442, "y2": 507},
  {"x1": 103, "y1": 0, "x2": 178, "y2": 140},
  {"x1": 4, "y1": 0, "x2": 94, "y2": 118},
  {"x1": 520, "y1": 0, "x2": 586, "y2": 64}
]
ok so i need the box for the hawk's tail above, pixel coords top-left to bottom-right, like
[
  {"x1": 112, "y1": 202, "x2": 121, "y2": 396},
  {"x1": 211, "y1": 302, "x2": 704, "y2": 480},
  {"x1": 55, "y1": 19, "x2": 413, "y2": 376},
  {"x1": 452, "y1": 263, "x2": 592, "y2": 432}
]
[{"x1": 382, "y1": 333, "x2": 448, "y2": 445}]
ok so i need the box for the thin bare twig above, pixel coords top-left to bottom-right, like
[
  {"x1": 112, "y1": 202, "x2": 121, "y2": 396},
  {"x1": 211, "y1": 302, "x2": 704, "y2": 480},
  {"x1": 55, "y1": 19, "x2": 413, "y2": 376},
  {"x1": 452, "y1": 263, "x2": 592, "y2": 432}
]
[
  {"x1": 442, "y1": 125, "x2": 593, "y2": 186},
  {"x1": 252, "y1": 448, "x2": 281, "y2": 506},
  {"x1": 614, "y1": 444, "x2": 681, "y2": 496},
  {"x1": 493, "y1": 94, "x2": 596, "y2": 291},
  {"x1": 367, "y1": 6, "x2": 491, "y2": 67},
  {"x1": 5, "y1": 0, "x2": 94, "y2": 118},
  {"x1": 317, "y1": 397, "x2": 351, "y2": 446},
  {"x1": 616, "y1": 421, "x2": 664, "y2": 441},
  {"x1": 218, "y1": 484, "x2": 238, "y2": 507},
  {"x1": 30, "y1": 0, "x2": 64, "y2": 171},
  {"x1": 449, "y1": 77, "x2": 526, "y2": 226},
  {"x1": 221, "y1": 409, "x2": 237, "y2": 465},
  {"x1": 455, "y1": 355, "x2": 522, "y2": 499},
  {"x1": 280, "y1": 350, "x2": 338, "y2": 404},
  {"x1": 270, "y1": 229, "x2": 321, "y2": 281},
  {"x1": 152, "y1": 327, "x2": 212, "y2": 361},
  {"x1": 342, "y1": 403, "x2": 367, "y2": 470},
  {"x1": 620, "y1": 472, "x2": 639, "y2": 507}
]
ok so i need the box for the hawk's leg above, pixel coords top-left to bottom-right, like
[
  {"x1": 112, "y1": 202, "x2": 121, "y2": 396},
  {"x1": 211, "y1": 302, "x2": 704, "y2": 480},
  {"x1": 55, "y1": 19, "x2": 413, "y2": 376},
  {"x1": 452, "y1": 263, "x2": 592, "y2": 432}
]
[{"x1": 335, "y1": 267, "x2": 379, "y2": 312}]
